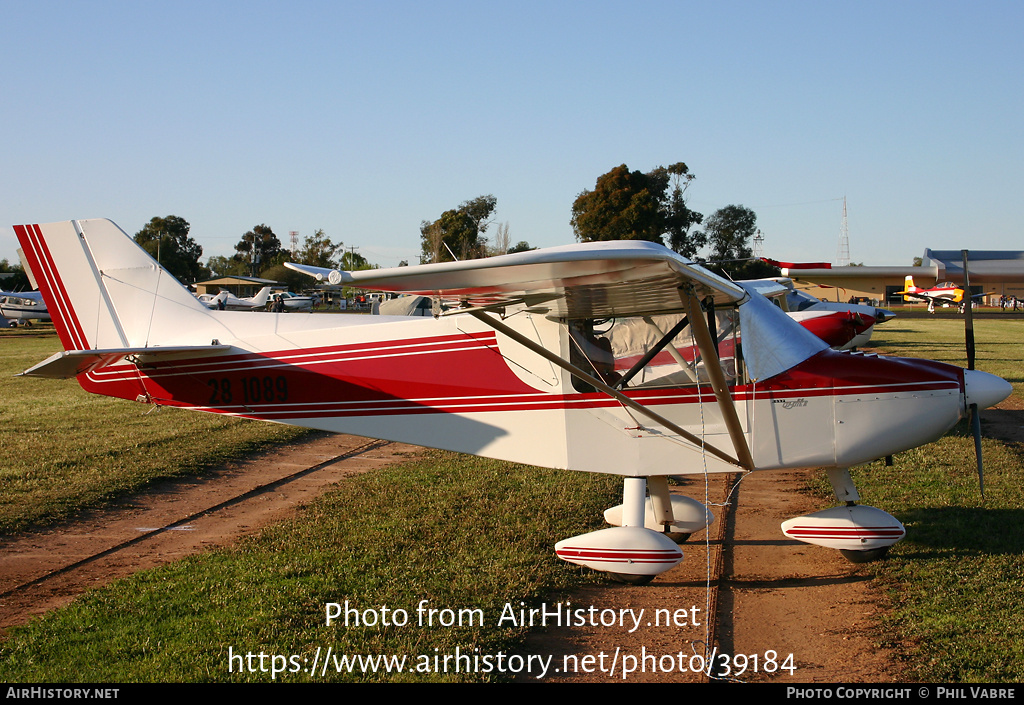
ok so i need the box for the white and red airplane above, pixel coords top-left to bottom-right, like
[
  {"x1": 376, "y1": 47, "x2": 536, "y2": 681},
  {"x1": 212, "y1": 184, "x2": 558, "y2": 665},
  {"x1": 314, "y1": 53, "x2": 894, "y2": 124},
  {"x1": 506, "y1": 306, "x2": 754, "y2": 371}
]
[
  {"x1": 15, "y1": 219, "x2": 1011, "y2": 583},
  {"x1": 745, "y1": 278, "x2": 895, "y2": 350},
  {"x1": 197, "y1": 286, "x2": 272, "y2": 311}
]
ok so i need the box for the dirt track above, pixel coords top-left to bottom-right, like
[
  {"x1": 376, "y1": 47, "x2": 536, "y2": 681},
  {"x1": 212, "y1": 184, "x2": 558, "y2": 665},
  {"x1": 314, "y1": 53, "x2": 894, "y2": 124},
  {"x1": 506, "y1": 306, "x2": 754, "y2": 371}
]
[
  {"x1": 0, "y1": 434, "x2": 421, "y2": 631},
  {"x1": 517, "y1": 468, "x2": 898, "y2": 683}
]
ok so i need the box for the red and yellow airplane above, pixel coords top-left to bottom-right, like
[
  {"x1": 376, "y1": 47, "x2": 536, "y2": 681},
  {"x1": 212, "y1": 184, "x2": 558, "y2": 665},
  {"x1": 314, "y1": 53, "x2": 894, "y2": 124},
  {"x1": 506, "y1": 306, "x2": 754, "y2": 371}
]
[{"x1": 898, "y1": 275, "x2": 991, "y2": 312}]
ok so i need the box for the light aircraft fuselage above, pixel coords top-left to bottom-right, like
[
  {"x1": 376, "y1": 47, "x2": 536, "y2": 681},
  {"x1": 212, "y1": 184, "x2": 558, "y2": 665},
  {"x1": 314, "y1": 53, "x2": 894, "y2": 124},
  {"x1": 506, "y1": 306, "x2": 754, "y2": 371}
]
[{"x1": 14, "y1": 219, "x2": 1011, "y2": 578}]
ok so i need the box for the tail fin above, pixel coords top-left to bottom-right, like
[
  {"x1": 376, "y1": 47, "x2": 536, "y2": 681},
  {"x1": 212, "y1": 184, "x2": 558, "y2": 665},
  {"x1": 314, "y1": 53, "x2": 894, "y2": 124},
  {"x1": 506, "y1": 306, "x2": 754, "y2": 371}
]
[
  {"x1": 14, "y1": 219, "x2": 211, "y2": 352},
  {"x1": 249, "y1": 286, "x2": 272, "y2": 307},
  {"x1": 900, "y1": 275, "x2": 916, "y2": 302}
]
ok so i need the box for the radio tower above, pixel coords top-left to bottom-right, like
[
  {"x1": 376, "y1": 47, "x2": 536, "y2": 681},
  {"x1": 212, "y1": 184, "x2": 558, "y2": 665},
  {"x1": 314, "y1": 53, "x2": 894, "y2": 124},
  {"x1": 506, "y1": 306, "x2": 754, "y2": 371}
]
[
  {"x1": 836, "y1": 197, "x2": 850, "y2": 266},
  {"x1": 289, "y1": 230, "x2": 299, "y2": 257},
  {"x1": 752, "y1": 229, "x2": 764, "y2": 259}
]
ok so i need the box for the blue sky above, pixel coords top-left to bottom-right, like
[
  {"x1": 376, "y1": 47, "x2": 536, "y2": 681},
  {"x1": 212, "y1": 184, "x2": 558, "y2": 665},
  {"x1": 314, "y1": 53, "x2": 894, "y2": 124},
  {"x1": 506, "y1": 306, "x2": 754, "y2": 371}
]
[{"x1": 2, "y1": 1, "x2": 1021, "y2": 270}]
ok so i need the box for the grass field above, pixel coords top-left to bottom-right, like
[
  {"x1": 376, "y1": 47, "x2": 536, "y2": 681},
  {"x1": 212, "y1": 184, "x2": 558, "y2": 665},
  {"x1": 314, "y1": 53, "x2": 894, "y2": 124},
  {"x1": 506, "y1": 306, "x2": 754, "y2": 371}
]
[
  {"x1": 1, "y1": 318, "x2": 1022, "y2": 682},
  {"x1": 0, "y1": 325, "x2": 309, "y2": 533},
  {"x1": 841, "y1": 316, "x2": 1024, "y2": 682},
  {"x1": 0, "y1": 451, "x2": 618, "y2": 682}
]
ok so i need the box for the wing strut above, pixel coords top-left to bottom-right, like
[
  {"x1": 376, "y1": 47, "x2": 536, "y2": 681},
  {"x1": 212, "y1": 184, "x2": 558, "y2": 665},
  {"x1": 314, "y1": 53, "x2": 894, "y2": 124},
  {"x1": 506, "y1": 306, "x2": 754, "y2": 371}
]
[
  {"x1": 679, "y1": 288, "x2": 754, "y2": 470},
  {"x1": 466, "y1": 310, "x2": 746, "y2": 469}
]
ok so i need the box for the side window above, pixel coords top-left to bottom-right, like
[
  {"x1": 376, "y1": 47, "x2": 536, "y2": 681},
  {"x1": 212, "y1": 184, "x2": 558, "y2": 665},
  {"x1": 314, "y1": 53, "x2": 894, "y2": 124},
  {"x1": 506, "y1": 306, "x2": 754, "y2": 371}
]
[
  {"x1": 568, "y1": 320, "x2": 620, "y2": 393},
  {"x1": 568, "y1": 309, "x2": 743, "y2": 392}
]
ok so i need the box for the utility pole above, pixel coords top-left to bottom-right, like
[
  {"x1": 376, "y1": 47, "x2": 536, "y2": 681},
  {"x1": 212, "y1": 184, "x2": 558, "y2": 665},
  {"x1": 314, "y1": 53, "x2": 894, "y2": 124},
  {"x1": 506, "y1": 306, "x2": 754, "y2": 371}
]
[{"x1": 752, "y1": 229, "x2": 764, "y2": 259}]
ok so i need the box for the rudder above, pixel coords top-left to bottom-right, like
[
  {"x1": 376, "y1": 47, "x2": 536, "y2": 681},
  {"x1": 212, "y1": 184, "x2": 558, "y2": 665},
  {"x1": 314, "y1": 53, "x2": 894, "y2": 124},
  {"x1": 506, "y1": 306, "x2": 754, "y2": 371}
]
[{"x1": 14, "y1": 219, "x2": 212, "y2": 352}]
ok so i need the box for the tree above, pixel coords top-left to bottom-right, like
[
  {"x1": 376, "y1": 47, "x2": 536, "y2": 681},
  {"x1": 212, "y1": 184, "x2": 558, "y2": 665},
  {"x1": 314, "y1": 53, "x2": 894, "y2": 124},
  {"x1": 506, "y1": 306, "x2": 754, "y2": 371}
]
[
  {"x1": 297, "y1": 229, "x2": 342, "y2": 269},
  {"x1": 660, "y1": 165, "x2": 706, "y2": 259},
  {"x1": 702, "y1": 205, "x2": 776, "y2": 279},
  {"x1": 459, "y1": 194, "x2": 498, "y2": 236},
  {"x1": 491, "y1": 222, "x2": 512, "y2": 256},
  {"x1": 134, "y1": 216, "x2": 207, "y2": 283},
  {"x1": 570, "y1": 163, "x2": 703, "y2": 257},
  {"x1": 507, "y1": 241, "x2": 535, "y2": 254},
  {"x1": 206, "y1": 255, "x2": 247, "y2": 278},
  {"x1": 339, "y1": 249, "x2": 373, "y2": 271},
  {"x1": 260, "y1": 263, "x2": 310, "y2": 293},
  {"x1": 0, "y1": 258, "x2": 30, "y2": 291},
  {"x1": 234, "y1": 224, "x2": 283, "y2": 276},
  {"x1": 420, "y1": 195, "x2": 498, "y2": 263}
]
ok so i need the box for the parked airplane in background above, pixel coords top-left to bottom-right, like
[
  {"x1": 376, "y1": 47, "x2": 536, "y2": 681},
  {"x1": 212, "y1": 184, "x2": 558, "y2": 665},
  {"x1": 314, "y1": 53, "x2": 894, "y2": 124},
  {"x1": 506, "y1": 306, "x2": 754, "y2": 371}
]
[
  {"x1": 744, "y1": 278, "x2": 895, "y2": 349},
  {"x1": 269, "y1": 291, "x2": 314, "y2": 312},
  {"x1": 898, "y1": 276, "x2": 991, "y2": 313},
  {"x1": 197, "y1": 287, "x2": 272, "y2": 311},
  {"x1": 15, "y1": 220, "x2": 1011, "y2": 583},
  {"x1": 0, "y1": 289, "x2": 50, "y2": 326},
  {"x1": 786, "y1": 308, "x2": 878, "y2": 349}
]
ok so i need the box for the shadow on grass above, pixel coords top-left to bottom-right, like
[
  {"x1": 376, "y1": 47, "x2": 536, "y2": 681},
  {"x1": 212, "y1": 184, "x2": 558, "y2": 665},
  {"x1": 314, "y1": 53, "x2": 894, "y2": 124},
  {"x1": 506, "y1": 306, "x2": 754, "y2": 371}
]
[{"x1": 896, "y1": 505, "x2": 1024, "y2": 556}]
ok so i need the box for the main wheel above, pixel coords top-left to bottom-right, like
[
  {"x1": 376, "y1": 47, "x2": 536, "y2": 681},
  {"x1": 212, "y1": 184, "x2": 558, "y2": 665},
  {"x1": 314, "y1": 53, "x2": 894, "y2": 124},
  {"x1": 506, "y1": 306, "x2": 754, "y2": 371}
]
[
  {"x1": 608, "y1": 573, "x2": 655, "y2": 586},
  {"x1": 839, "y1": 546, "x2": 890, "y2": 564}
]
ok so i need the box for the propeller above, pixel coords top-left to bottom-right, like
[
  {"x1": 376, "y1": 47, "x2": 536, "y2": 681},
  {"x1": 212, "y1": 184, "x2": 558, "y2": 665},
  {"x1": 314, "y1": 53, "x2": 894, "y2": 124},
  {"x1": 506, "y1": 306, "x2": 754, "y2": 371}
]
[
  {"x1": 970, "y1": 402, "x2": 984, "y2": 498},
  {"x1": 962, "y1": 249, "x2": 984, "y2": 499}
]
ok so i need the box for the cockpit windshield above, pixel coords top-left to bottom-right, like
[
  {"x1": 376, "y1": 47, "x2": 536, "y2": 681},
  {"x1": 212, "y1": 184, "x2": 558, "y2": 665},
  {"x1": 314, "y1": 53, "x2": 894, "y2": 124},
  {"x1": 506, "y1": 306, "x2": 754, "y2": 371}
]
[
  {"x1": 784, "y1": 288, "x2": 822, "y2": 312},
  {"x1": 566, "y1": 286, "x2": 828, "y2": 392}
]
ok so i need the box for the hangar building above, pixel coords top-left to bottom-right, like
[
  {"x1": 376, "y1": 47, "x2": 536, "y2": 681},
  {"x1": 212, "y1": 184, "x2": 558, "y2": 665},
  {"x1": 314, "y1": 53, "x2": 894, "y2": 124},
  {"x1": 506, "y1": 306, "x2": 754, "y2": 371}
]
[{"x1": 781, "y1": 250, "x2": 1024, "y2": 307}]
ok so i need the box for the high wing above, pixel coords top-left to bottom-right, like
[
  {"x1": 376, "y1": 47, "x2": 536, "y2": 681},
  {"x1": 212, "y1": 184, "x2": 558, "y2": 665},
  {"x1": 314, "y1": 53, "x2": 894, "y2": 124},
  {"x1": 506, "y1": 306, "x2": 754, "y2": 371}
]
[{"x1": 286, "y1": 241, "x2": 747, "y2": 319}]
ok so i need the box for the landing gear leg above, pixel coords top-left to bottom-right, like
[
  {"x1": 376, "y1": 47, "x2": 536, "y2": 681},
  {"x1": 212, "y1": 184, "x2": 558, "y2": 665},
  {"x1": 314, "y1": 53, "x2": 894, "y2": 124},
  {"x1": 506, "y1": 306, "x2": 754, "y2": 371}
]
[
  {"x1": 621, "y1": 477, "x2": 647, "y2": 528},
  {"x1": 827, "y1": 467, "x2": 859, "y2": 504},
  {"x1": 648, "y1": 476, "x2": 690, "y2": 543},
  {"x1": 611, "y1": 477, "x2": 657, "y2": 584}
]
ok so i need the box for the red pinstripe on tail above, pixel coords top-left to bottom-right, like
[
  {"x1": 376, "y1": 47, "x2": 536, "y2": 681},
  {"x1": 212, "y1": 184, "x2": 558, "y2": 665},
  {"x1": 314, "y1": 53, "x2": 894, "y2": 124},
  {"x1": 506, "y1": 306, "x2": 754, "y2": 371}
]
[{"x1": 15, "y1": 223, "x2": 89, "y2": 350}]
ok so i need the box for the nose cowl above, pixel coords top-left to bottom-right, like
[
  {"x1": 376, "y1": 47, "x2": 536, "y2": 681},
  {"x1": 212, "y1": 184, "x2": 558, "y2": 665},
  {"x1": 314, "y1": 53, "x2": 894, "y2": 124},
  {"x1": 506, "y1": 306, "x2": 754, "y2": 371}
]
[{"x1": 964, "y1": 369, "x2": 1012, "y2": 410}]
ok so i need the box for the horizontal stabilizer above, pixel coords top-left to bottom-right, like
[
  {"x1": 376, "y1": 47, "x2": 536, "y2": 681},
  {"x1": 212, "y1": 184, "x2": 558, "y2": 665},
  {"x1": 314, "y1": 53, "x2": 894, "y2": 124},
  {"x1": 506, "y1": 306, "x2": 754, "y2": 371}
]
[{"x1": 20, "y1": 345, "x2": 232, "y2": 379}]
